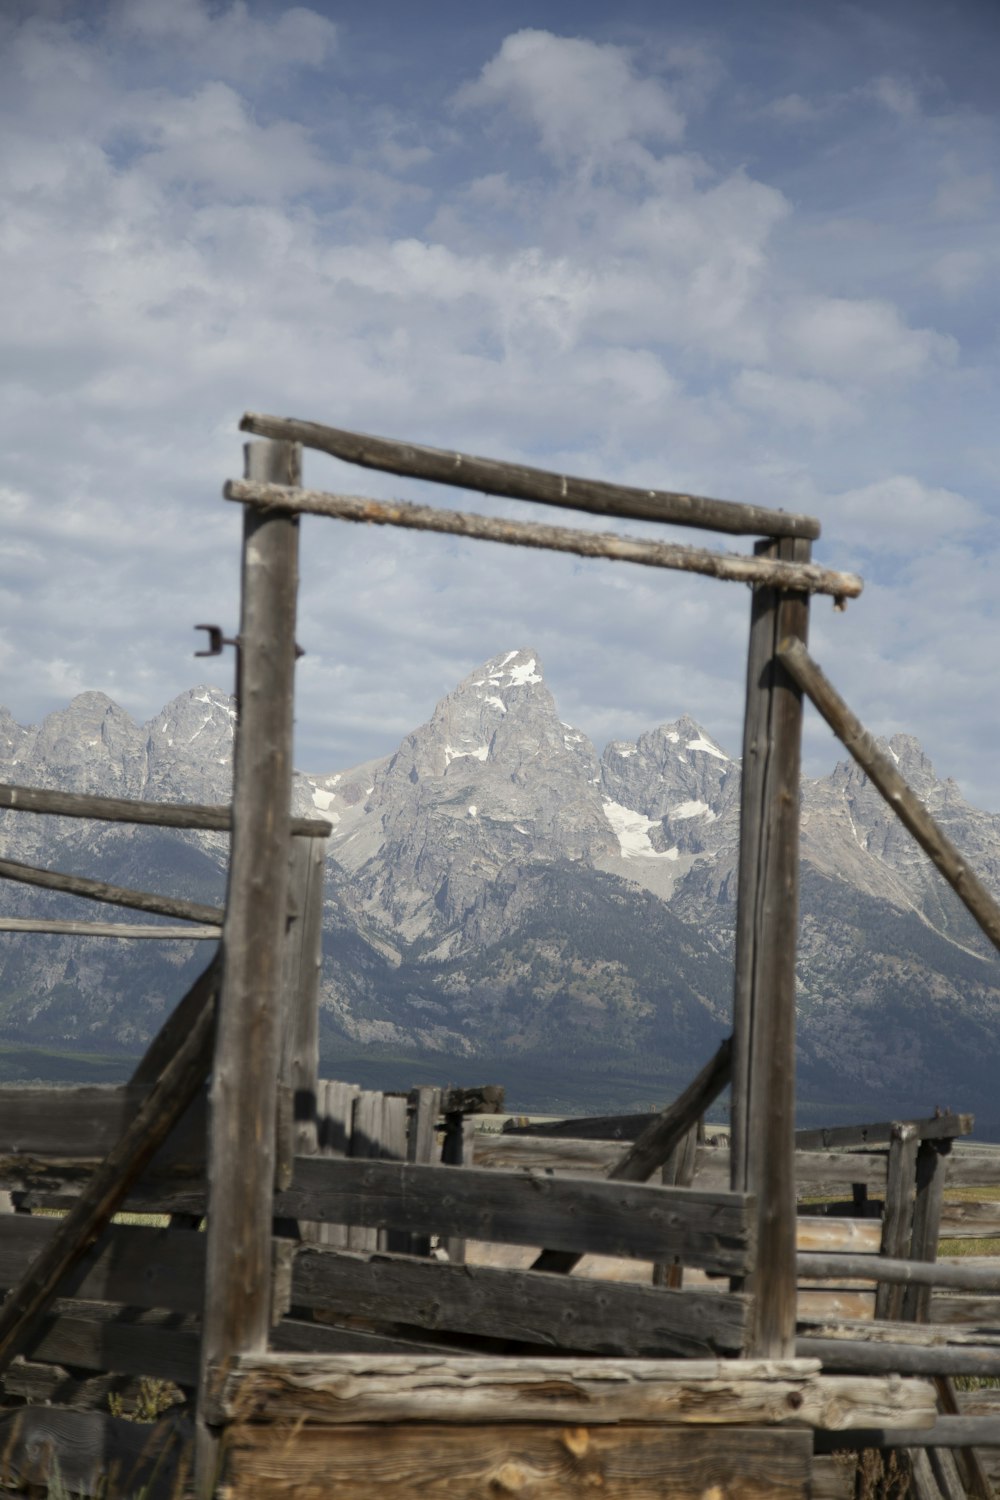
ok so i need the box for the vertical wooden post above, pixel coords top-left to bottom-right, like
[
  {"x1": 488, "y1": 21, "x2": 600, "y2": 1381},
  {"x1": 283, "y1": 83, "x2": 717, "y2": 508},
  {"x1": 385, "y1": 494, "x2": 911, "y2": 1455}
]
[
  {"x1": 876, "y1": 1122, "x2": 919, "y2": 1321},
  {"x1": 730, "y1": 536, "x2": 810, "y2": 1358},
  {"x1": 276, "y1": 835, "x2": 327, "y2": 1180},
  {"x1": 196, "y1": 439, "x2": 301, "y2": 1497},
  {"x1": 901, "y1": 1138, "x2": 950, "y2": 1324}
]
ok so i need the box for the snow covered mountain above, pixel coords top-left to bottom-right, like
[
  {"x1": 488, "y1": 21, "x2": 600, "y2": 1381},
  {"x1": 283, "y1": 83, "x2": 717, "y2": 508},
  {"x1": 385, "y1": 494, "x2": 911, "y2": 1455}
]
[{"x1": 1, "y1": 650, "x2": 1000, "y2": 1126}]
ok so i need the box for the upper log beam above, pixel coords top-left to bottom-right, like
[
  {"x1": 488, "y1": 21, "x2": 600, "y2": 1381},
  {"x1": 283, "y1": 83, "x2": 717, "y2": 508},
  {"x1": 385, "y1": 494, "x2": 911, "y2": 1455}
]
[
  {"x1": 224, "y1": 481, "x2": 860, "y2": 600},
  {"x1": 240, "y1": 411, "x2": 821, "y2": 540},
  {"x1": 0, "y1": 783, "x2": 331, "y2": 838}
]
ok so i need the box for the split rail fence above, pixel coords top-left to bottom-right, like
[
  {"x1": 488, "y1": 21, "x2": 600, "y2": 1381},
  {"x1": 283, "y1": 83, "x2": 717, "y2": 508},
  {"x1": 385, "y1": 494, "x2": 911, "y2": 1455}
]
[{"x1": 0, "y1": 413, "x2": 999, "y2": 1495}]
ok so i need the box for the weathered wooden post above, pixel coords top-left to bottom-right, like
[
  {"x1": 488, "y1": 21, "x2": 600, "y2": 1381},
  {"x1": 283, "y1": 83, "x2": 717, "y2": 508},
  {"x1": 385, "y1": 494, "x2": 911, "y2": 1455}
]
[
  {"x1": 196, "y1": 438, "x2": 301, "y2": 1496},
  {"x1": 730, "y1": 536, "x2": 810, "y2": 1357},
  {"x1": 276, "y1": 834, "x2": 327, "y2": 1182}
]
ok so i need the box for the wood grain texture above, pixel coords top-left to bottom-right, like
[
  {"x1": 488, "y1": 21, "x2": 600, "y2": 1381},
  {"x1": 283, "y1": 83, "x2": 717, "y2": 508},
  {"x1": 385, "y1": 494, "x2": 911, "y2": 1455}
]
[
  {"x1": 277, "y1": 835, "x2": 327, "y2": 1174},
  {"x1": 876, "y1": 1124, "x2": 920, "y2": 1321},
  {"x1": 225, "y1": 479, "x2": 861, "y2": 599},
  {"x1": 0, "y1": 1406, "x2": 192, "y2": 1500},
  {"x1": 239, "y1": 410, "x2": 822, "y2": 540},
  {"x1": 277, "y1": 1158, "x2": 753, "y2": 1273},
  {"x1": 0, "y1": 780, "x2": 329, "y2": 836},
  {"x1": 795, "y1": 1115, "x2": 971, "y2": 1150},
  {"x1": 198, "y1": 438, "x2": 301, "y2": 1495},
  {"x1": 291, "y1": 1247, "x2": 748, "y2": 1358},
  {"x1": 219, "y1": 1422, "x2": 814, "y2": 1499},
  {"x1": 216, "y1": 1353, "x2": 934, "y2": 1432},
  {"x1": 731, "y1": 537, "x2": 810, "y2": 1358}
]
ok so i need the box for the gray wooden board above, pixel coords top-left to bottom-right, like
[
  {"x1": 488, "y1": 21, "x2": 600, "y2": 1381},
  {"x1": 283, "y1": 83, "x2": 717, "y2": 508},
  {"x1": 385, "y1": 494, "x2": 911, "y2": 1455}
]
[
  {"x1": 0, "y1": 1084, "x2": 206, "y2": 1162},
  {"x1": 276, "y1": 1158, "x2": 753, "y2": 1273},
  {"x1": 292, "y1": 1248, "x2": 748, "y2": 1357},
  {"x1": 0, "y1": 1407, "x2": 192, "y2": 1499},
  {"x1": 0, "y1": 1218, "x2": 206, "y2": 1313},
  {"x1": 20, "y1": 1300, "x2": 201, "y2": 1387}
]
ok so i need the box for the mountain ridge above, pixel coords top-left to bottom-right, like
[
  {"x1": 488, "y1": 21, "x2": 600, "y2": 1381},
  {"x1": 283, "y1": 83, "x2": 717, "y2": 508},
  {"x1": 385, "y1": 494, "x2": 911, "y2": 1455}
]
[{"x1": 1, "y1": 648, "x2": 999, "y2": 1128}]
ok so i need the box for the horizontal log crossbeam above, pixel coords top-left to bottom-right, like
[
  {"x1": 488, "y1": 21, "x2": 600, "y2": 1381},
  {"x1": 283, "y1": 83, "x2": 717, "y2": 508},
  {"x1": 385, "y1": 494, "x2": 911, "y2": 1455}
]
[
  {"x1": 224, "y1": 480, "x2": 861, "y2": 601},
  {"x1": 239, "y1": 412, "x2": 822, "y2": 540},
  {"x1": 0, "y1": 782, "x2": 331, "y2": 837},
  {"x1": 0, "y1": 856, "x2": 223, "y2": 927}
]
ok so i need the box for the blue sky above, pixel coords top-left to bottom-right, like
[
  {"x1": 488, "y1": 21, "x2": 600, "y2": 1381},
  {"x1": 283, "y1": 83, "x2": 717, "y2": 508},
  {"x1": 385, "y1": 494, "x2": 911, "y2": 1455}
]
[{"x1": 2, "y1": 0, "x2": 999, "y2": 806}]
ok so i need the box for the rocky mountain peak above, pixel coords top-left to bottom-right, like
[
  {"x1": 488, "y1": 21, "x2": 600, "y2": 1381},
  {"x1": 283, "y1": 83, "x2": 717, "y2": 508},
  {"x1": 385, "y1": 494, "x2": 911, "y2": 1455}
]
[
  {"x1": 143, "y1": 687, "x2": 236, "y2": 804},
  {"x1": 28, "y1": 693, "x2": 146, "y2": 796}
]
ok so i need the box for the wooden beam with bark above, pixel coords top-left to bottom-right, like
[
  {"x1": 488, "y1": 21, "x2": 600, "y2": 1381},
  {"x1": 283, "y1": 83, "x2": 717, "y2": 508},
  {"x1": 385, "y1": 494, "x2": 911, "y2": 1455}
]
[
  {"x1": 239, "y1": 411, "x2": 822, "y2": 540},
  {"x1": 224, "y1": 480, "x2": 860, "y2": 599}
]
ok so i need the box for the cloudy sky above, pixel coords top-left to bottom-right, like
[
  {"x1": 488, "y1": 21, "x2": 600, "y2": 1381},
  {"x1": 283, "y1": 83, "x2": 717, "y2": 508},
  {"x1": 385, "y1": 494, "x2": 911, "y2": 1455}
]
[{"x1": 3, "y1": 0, "x2": 999, "y2": 808}]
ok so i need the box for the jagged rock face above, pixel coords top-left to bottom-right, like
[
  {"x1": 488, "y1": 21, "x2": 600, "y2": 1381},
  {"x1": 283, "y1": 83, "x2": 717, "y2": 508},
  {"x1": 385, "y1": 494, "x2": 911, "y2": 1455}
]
[
  {"x1": 2, "y1": 657, "x2": 1000, "y2": 1123},
  {"x1": 323, "y1": 650, "x2": 615, "y2": 951}
]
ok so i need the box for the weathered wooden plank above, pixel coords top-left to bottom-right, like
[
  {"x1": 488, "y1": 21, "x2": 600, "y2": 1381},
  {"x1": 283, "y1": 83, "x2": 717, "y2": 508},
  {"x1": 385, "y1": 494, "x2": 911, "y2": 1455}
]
[
  {"x1": 239, "y1": 411, "x2": 823, "y2": 540},
  {"x1": 0, "y1": 1219, "x2": 206, "y2": 1312},
  {"x1": 902, "y1": 1140, "x2": 948, "y2": 1323},
  {"x1": 0, "y1": 1406, "x2": 192, "y2": 1499},
  {"x1": 275, "y1": 1158, "x2": 753, "y2": 1273},
  {"x1": 0, "y1": 961, "x2": 219, "y2": 1380},
  {"x1": 470, "y1": 1135, "x2": 620, "y2": 1174},
  {"x1": 932, "y1": 1294, "x2": 1000, "y2": 1324},
  {"x1": 303, "y1": 1080, "x2": 361, "y2": 1249},
  {"x1": 530, "y1": 1037, "x2": 733, "y2": 1278},
  {"x1": 876, "y1": 1123, "x2": 920, "y2": 1320},
  {"x1": 731, "y1": 537, "x2": 810, "y2": 1359},
  {"x1": 797, "y1": 1290, "x2": 876, "y2": 1321},
  {"x1": 197, "y1": 439, "x2": 301, "y2": 1496},
  {"x1": 0, "y1": 855, "x2": 223, "y2": 925},
  {"x1": 0, "y1": 781, "x2": 330, "y2": 836},
  {"x1": 214, "y1": 1352, "x2": 934, "y2": 1430},
  {"x1": 940, "y1": 1150, "x2": 1000, "y2": 1188},
  {"x1": 812, "y1": 1454, "x2": 858, "y2": 1500},
  {"x1": 780, "y1": 636, "x2": 1000, "y2": 955},
  {"x1": 291, "y1": 1248, "x2": 749, "y2": 1357},
  {"x1": 219, "y1": 1422, "x2": 814, "y2": 1500},
  {"x1": 226, "y1": 480, "x2": 859, "y2": 599},
  {"x1": 938, "y1": 1200, "x2": 1000, "y2": 1236},
  {"x1": 0, "y1": 1360, "x2": 158, "y2": 1411},
  {"x1": 19, "y1": 1300, "x2": 201, "y2": 1386},
  {"x1": 277, "y1": 835, "x2": 326, "y2": 1177},
  {"x1": 796, "y1": 1219, "x2": 882, "y2": 1253},
  {"x1": 0, "y1": 918, "x2": 220, "y2": 938},
  {"x1": 795, "y1": 1115, "x2": 972, "y2": 1151},
  {"x1": 0, "y1": 1084, "x2": 206, "y2": 1159}
]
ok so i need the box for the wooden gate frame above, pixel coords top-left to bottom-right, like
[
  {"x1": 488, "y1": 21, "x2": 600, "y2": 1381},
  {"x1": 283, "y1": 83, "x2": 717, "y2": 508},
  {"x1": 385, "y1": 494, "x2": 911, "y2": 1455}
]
[{"x1": 189, "y1": 415, "x2": 863, "y2": 1487}]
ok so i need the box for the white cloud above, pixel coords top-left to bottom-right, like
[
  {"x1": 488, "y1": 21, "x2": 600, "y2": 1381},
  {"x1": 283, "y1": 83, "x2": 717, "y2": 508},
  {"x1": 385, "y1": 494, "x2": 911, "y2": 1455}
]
[
  {"x1": 455, "y1": 29, "x2": 685, "y2": 165},
  {"x1": 868, "y1": 75, "x2": 920, "y2": 120},
  {"x1": 122, "y1": 81, "x2": 334, "y2": 202},
  {"x1": 115, "y1": 0, "x2": 337, "y2": 78},
  {"x1": 933, "y1": 172, "x2": 996, "y2": 220},
  {"x1": 732, "y1": 370, "x2": 856, "y2": 431},
  {"x1": 927, "y1": 249, "x2": 990, "y2": 298},
  {"x1": 782, "y1": 296, "x2": 957, "y2": 383},
  {"x1": 828, "y1": 476, "x2": 984, "y2": 550}
]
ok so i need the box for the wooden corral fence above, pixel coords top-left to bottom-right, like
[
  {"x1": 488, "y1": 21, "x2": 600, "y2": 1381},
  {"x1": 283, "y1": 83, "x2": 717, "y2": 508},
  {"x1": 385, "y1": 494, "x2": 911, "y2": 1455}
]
[{"x1": 0, "y1": 414, "x2": 999, "y2": 1495}]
